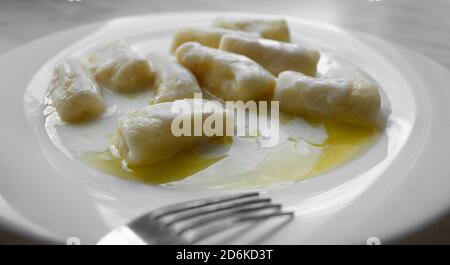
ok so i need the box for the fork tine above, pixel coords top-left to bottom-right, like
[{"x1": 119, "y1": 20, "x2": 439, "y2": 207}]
[
  {"x1": 173, "y1": 203, "x2": 283, "y2": 235},
  {"x1": 151, "y1": 192, "x2": 259, "y2": 220},
  {"x1": 186, "y1": 211, "x2": 294, "y2": 244},
  {"x1": 161, "y1": 197, "x2": 272, "y2": 227}
]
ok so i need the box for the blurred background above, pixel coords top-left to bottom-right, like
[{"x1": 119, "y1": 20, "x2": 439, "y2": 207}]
[
  {"x1": 0, "y1": 0, "x2": 449, "y2": 244},
  {"x1": 1, "y1": 0, "x2": 449, "y2": 68}
]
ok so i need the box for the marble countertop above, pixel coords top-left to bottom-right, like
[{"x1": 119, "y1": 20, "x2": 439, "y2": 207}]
[{"x1": 0, "y1": 0, "x2": 449, "y2": 244}]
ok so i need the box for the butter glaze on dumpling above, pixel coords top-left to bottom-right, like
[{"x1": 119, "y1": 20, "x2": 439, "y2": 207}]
[
  {"x1": 274, "y1": 71, "x2": 389, "y2": 128},
  {"x1": 220, "y1": 34, "x2": 320, "y2": 77},
  {"x1": 175, "y1": 42, "x2": 275, "y2": 102},
  {"x1": 170, "y1": 27, "x2": 260, "y2": 53},
  {"x1": 86, "y1": 42, "x2": 153, "y2": 93},
  {"x1": 48, "y1": 59, "x2": 104, "y2": 123},
  {"x1": 147, "y1": 52, "x2": 201, "y2": 104},
  {"x1": 111, "y1": 99, "x2": 228, "y2": 166}
]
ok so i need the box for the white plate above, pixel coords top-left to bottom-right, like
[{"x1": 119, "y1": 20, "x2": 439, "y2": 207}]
[{"x1": 1, "y1": 12, "x2": 450, "y2": 244}]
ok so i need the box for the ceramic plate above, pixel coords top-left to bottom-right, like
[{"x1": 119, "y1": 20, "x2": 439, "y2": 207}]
[{"x1": 1, "y1": 12, "x2": 450, "y2": 244}]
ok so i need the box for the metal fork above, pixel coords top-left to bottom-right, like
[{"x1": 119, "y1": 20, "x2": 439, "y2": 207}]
[{"x1": 98, "y1": 192, "x2": 293, "y2": 245}]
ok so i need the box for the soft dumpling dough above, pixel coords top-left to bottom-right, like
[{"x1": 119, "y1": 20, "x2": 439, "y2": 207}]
[
  {"x1": 48, "y1": 59, "x2": 104, "y2": 123},
  {"x1": 220, "y1": 34, "x2": 320, "y2": 77},
  {"x1": 170, "y1": 27, "x2": 260, "y2": 52},
  {"x1": 274, "y1": 71, "x2": 387, "y2": 128},
  {"x1": 86, "y1": 42, "x2": 153, "y2": 93},
  {"x1": 213, "y1": 17, "x2": 290, "y2": 42},
  {"x1": 175, "y1": 42, "x2": 275, "y2": 101},
  {"x1": 147, "y1": 53, "x2": 201, "y2": 104},
  {"x1": 111, "y1": 99, "x2": 228, "y2": 166}
]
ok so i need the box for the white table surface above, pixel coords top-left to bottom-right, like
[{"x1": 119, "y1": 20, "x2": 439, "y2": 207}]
[{"x1": 0, "y1": 0, "x2": 449, "y2": 244}]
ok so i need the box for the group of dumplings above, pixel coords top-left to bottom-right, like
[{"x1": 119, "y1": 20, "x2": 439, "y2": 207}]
[{"x1": 48, "y1": 17, "x2": 387, "y2": 167}]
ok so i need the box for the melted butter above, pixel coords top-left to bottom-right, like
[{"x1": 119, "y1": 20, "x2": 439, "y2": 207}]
[
  {"x1": 83, "y1": 121, "x2": 376, "y2": 188},
  {"x1": 309, "y1": 121, "x2": 377, "y2": 176},
  {"x1": 82, "y1": 137, "x2": 231, "y2": 185},
  {"x1": 217, "y1": 122, "x2": 377, "y2": 188}
]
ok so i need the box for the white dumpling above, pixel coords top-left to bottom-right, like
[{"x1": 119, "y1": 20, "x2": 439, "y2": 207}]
[
  {"x1": 213, "y1": 17, "x2": 290, "y2": 42},
  {"x1": 111, "y1": 99, "x2": 228, "y2": 166},
  {"x1": 48, "y1": 59, "x2": 104, "y2": 123},
  {"x1": 274, "y1": 71, "x2": 387, "y2": 128},
  {"x1": 175, "y1": 42, "x2": 275, "y2": 101},
  {"x1": 220, "y1": 34, "x2": 320, "y2": 77},
  {"x1": 147, "y1": 53, "x2": 201, "y2": 104},
  {"x1": 170, "y1": 27, "x2": 259, "y2": 52},
  {"x1": 86, "y1": 42, "x2": 153, "y2": 93}
]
